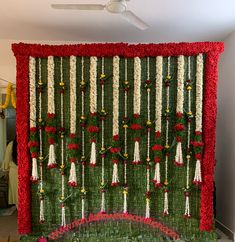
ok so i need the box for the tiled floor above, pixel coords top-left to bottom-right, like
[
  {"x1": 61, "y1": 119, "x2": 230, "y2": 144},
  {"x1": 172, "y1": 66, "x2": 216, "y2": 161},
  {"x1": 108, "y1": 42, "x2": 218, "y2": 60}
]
[{"x1": 0, "y1": 212, "x2": 233, "y2": 242}]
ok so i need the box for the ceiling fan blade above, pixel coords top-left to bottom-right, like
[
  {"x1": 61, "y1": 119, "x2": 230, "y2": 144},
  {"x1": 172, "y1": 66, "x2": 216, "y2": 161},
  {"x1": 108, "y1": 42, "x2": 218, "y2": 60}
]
[
  {"x1": 51, "y1": 4, "x2": 105, "y2": 11},
  {"x1": 121, "y1": 10, "x2": 149, "y2": 30}
]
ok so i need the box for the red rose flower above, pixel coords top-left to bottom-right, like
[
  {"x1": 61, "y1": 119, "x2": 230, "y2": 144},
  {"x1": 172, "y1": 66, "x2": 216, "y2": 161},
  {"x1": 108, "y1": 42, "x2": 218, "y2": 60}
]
[
  {"x1": 174, "y1": 123, "x2": 184, "y2": 131},
  {"x1": 152, "y1": 144, "x2": 163, "y2": 151}
]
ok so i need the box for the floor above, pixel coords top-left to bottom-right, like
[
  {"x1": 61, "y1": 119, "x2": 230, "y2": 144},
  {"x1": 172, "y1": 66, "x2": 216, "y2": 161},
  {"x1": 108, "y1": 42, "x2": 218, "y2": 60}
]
[{"x1": 0, "y1": 212, "x2": 233, "y2": 242}]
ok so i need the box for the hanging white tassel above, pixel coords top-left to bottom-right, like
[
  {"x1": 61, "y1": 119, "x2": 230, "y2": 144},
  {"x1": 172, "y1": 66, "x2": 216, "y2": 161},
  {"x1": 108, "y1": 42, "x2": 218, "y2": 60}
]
[
  {"x1": 123, "y1": 192, "x2": 128, "y2": 214},
  {"x1": 68, "y1": 162, "x2": 77, "y2": 187},
  {"x1": 47, "y1": 144, "x2": 56, "y2": 168},
  {"x1": 184, "y1": 195, "x2": 191, "y2": 218},
  {"x1": 90, "y1": 141, "x2": 97, "y2": 167},
  {"x1": 153, "y1": 163, "x2": 161, "y2": 187},
  {"x1": 100, "y1": 192, "x2": 106, "y2": 214},
  {"x1": 31, "y1": 158, "x2": 38, "y2": 182},
  {"x1": 61, "y1": 205, "x2": 66, "y2": 227},
  {"x1": 193, "y1": 159, "x2": 202, "y2": 185},
  {"x1": 133, "y1": 140, "x2": 141, "y2": 165},
  {"x1": 39, "y1": 199, "x2": 45, "y2": 223},
  {"x1": 174, "y1": 142, "x2": 184, "y2": 166},
  {"x1": 111, "y1": 162, "x2": 119, "y2": 186},
  {"x1": 163, "y1": 190, "x2": 169, "y2": 215},
  {"x1": 145, "y1": 198, "x2": 150, "y2": 218},
  {"x1": 81, "y1": 198, "x2": 85, "y2": 219}
]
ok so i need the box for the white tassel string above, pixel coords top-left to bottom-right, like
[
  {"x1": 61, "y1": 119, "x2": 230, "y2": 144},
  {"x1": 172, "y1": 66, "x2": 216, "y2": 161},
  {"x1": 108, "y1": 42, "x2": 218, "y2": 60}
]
[
  {"x1": 133, "y1": 141, "x2": 141, "y2": 164},
  {"x1": 40, "y1": 199, "x2": 45, "y2": 222},
  {"x1": 153, "y1": 162, "x2": 160, "y2": 185},
  {"x1": 101, "y1": 191, "x2": 105, "y2": 213},
  {"x1": 184, "y1": 195, "x2": 190, "y2": 217},
  {"x1": 48, "y1": 144, "x2": 56, "y2": 168},
  {"x1": 194, "y1": 159, "x2": 202, "y2": 184},
  {"x1": 31, "y1": 158, "x2": 38, "y2": 181},
  {"x1": 90, "y1": 141, "x2": 97, "y2": 167},
  {"x1": 164, "y1": 190, "x2": 169, "y2": 215},
  {"x1": 61, "y1": 205, "x2": 66, "y2": 227},
  {"x1": 68, "y1": 162, "x2": 77, "y2": 186},
  {"x1": 174, "y1": 141, "x2": 184, "y2": 166},
  {"x1": 111, "y1": 163, "x2": 119, "y2": 186}
]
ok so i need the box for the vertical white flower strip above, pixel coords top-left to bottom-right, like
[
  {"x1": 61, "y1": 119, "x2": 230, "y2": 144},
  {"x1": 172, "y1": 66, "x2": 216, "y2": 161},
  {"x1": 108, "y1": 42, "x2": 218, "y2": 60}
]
[
  {"x1": 38, "y1": 58, "x2": 45, "y2": 223},
  {"x1": 89, "y1": 56, "x2": 98, "y2": 167},
  {"x1": 29, "y1": 57, "x2": 38, "y2": 182},
  {"x1": 68, "y1": 56, "x2": 78, "y2": 187},
  {"x1": 59, "y1": 57, "x2": 66, "y2": 226},
  {"x1": 174, "y1": 55, "x2": 185, "y2": 167},
  {"x1": 184, "y1": 56, "x2": 192, "y2": 218},
  {"x1": 152, "y1": 56, "x2": 163, "y2": 188},
  {"x1": 80, "y1": 57, "x2": 86, "y2": 219},
  {"x1": 132, "y1": 57, "x2": 142, "y2": 165},
  {"x1": 163, "y1": 57, "x2": 171, "y2": 216},
  {"x1": 193, "y1": 54, "x2": 204, "y2": 185},
  {"x1": 47, "y1": 56, "x2": 57, "y2": 169},
  {"x1": 123, "y1": 58, "x2": 129, "y2": 214},
  {"x1": 100, "y1": 57, "x2": 106, "y2": 213},
  {"x1": 111, "y1": 56, "x2": 120, "y2": 186},
  {"x1": 145, "y1": 57, "x2": 151, "y2": 219}
]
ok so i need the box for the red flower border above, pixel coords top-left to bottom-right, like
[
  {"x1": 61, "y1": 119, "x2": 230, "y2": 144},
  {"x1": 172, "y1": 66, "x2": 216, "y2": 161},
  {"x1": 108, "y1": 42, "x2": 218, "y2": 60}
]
[{"x1": 12, "y1": 42, "x2": 224, "y2": 234}]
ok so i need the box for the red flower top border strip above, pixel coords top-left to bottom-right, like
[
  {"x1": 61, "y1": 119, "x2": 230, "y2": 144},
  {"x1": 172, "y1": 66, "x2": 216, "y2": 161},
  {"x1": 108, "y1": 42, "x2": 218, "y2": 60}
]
[{"x1": 12, "y1": 42, "x2": 224, "y2": 58}]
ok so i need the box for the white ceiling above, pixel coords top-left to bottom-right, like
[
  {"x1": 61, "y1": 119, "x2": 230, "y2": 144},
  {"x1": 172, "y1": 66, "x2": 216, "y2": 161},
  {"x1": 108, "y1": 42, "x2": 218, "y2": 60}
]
[{"x1": 1, "y1": 0, "x2": 235, "y2": 42}]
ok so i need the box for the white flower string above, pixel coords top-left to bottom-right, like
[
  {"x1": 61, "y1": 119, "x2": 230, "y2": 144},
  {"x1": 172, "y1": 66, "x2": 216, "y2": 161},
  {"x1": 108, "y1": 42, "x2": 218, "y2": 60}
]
[
  {"x1": 80, "y1": 57, "x2": 86, "y2": 219},
  {"x1": 163, "y1": 57, "x2": 171, "y2": 216},
  {"x1": 111, "y1": 56, "x2": 120, "y2": 186},
  {"x1": 47, "y1": 56, "x2": 57, "y2": 169},
  {"x1": 29, "y1": 57, "x2": 38, "y2": 182},
  {"x1": 59, "y1": 57, "x2": 66, "y2": 227},
  {"x1": 152, "y1": 56, "x2": 163, "y2": 188},
  {"x1": 100, "y1": 57, "x2": 106, "y2": 213},
  {"x1": 38, "y1": 58, "x2": 45, "y2": 223},
  {"x1": 174, "y1": 55, "x2": 185, "y2": 167},
  {"x1": 184, "y1": 56, "x2": 193, "y2": 218},
  {"x1": 132, "y1": 57, "x2": 142, "y2": 165},
  {"x1": 145, "y1": 57, "x2": 151, "y2": 219},
  {"x1": 89, "y1": 56, "x2": 98, "y2": 167},
  {"x1": 193, "y1": 54, "x2": 204, "y2": 185},
  {"x1": 123, "y1": 58, "x2": 129, "y2": 214},
  {"x1": 68, "y1": 56, "x2": 78, "y2": 187}
]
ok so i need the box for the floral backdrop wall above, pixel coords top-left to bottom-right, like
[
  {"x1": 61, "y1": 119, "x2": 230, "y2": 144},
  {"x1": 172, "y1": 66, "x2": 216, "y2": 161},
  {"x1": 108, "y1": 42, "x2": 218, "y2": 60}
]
[{"x1": 12, "y1": 42, "x2": 224, "y2": 242}]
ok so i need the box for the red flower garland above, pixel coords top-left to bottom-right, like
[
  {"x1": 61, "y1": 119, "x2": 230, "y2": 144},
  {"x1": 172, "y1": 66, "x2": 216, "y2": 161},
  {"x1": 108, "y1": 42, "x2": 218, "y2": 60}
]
[{"x1": 13, "y1": 42, "x2": 224, "y2": 234}]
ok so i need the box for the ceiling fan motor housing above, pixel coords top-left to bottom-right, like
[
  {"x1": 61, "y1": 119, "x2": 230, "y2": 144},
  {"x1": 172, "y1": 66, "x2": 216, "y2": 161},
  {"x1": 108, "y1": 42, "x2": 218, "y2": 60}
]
[{"x1": 106, "y1": 0, "x2": 127, "y2": 13}]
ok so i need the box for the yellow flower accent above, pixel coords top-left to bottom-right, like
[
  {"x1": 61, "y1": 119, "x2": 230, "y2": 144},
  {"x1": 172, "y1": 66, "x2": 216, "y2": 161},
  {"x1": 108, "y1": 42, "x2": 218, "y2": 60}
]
[
  {"x1": 0, "y1": 83, "x2": 13, "y2": 109},
  {"x1": 164, "y1": 180, "x2": 168, "y2": 186},
  {"x1": 80, "y1": 116, "x2": 86, "y2": 120},
  {"x1": 187, "y1": 86, "x2": 192, "y2": 91},
  {"x1": 146, "y1": 120, "x2": 152, "y2": 126},
  {"x1": 101, "y1": 147, "x2": 105, "y2": 151},
  {"x1": 123, "y1": 153, "x2": 128, "y2": 158},
  {"x1": 81, "y1": 155, "x2": 86, "y2": 159},
  {"x1": 187, "y1": 111, "x2": 192, "y2": 116},
  {"x1": 166, "y1": 75, "x2": 171, "y2": 80},
  {"x1": 100, "y1": 74, "x2": 106, "y2": 79},
  {"x1": 38, "y1": 80, "x2": 43, "y2": 85},
  {"x1": 166, "y1": 109, "x2": 170, "y2": 113},
  {"x1": 81, "y1": 188, "x2": 86, "y2": 193},
  {"x1": 60, "y1": 196, "x2": 64, "y2": 200},
  {"x1": 186, "y1": 155, "x2": 191, "y2": 159},
  {"x1": 38, "y1": 156, "x2": 44, "y2": 161},
  {"x1": 146, "y1": 198, "x2": 150, "y2": 202},
  {"x1": 124, "y1": 80, "x2": 129, "y2": 85},
  {"x1": 123, "y1": 190, "x2": 128, "y2": 195},
  {"x1": 60, "y1": 134, "x2": 64, "y2": 139},
  {"x1": 59, "y1": 82, "x2": 65, "y2": 86},
  {"x1": 60, "y1": 164, "x2": 65, "y2": 169},
  {"x1": 40, "y1": 189, "x2": 44, "y2": 193},
  {"x1": 123, "y1": 124, "x2": 128, "y2": 128},
  {"x1": 146, "y1": 157, "x2": 150, "y2": 162},
  {"x1": 165, "y1": 144, "x2": 170, "y2": 149}
]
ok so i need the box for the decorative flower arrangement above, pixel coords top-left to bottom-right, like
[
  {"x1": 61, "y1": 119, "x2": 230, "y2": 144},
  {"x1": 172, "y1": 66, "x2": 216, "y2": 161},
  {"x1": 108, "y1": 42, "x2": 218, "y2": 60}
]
[
  {"x1": 46, "y1": 56, "x2": 57, "y2": 169},
  {"x1": 88, "y1": 56, "x2": 99, "y2": 167},
  {"x1": 0, "y1": 83, "x2": 16, "y2": 109},
  {"x1": 174, "y1": 55, "x2": 185, "y2": 167}
]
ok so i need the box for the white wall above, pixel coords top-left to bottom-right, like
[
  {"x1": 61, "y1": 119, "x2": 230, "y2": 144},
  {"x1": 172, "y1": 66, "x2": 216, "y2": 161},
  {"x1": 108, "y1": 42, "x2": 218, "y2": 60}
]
[{"x1": 216, "y1": 31, "x2": 235, "y2": 236}]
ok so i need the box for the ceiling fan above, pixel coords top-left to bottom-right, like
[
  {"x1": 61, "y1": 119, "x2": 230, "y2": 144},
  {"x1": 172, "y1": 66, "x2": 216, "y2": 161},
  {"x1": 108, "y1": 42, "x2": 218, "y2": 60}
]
[{"x1": 51, "y1": 0, "x2": 149, "y2": 30}]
